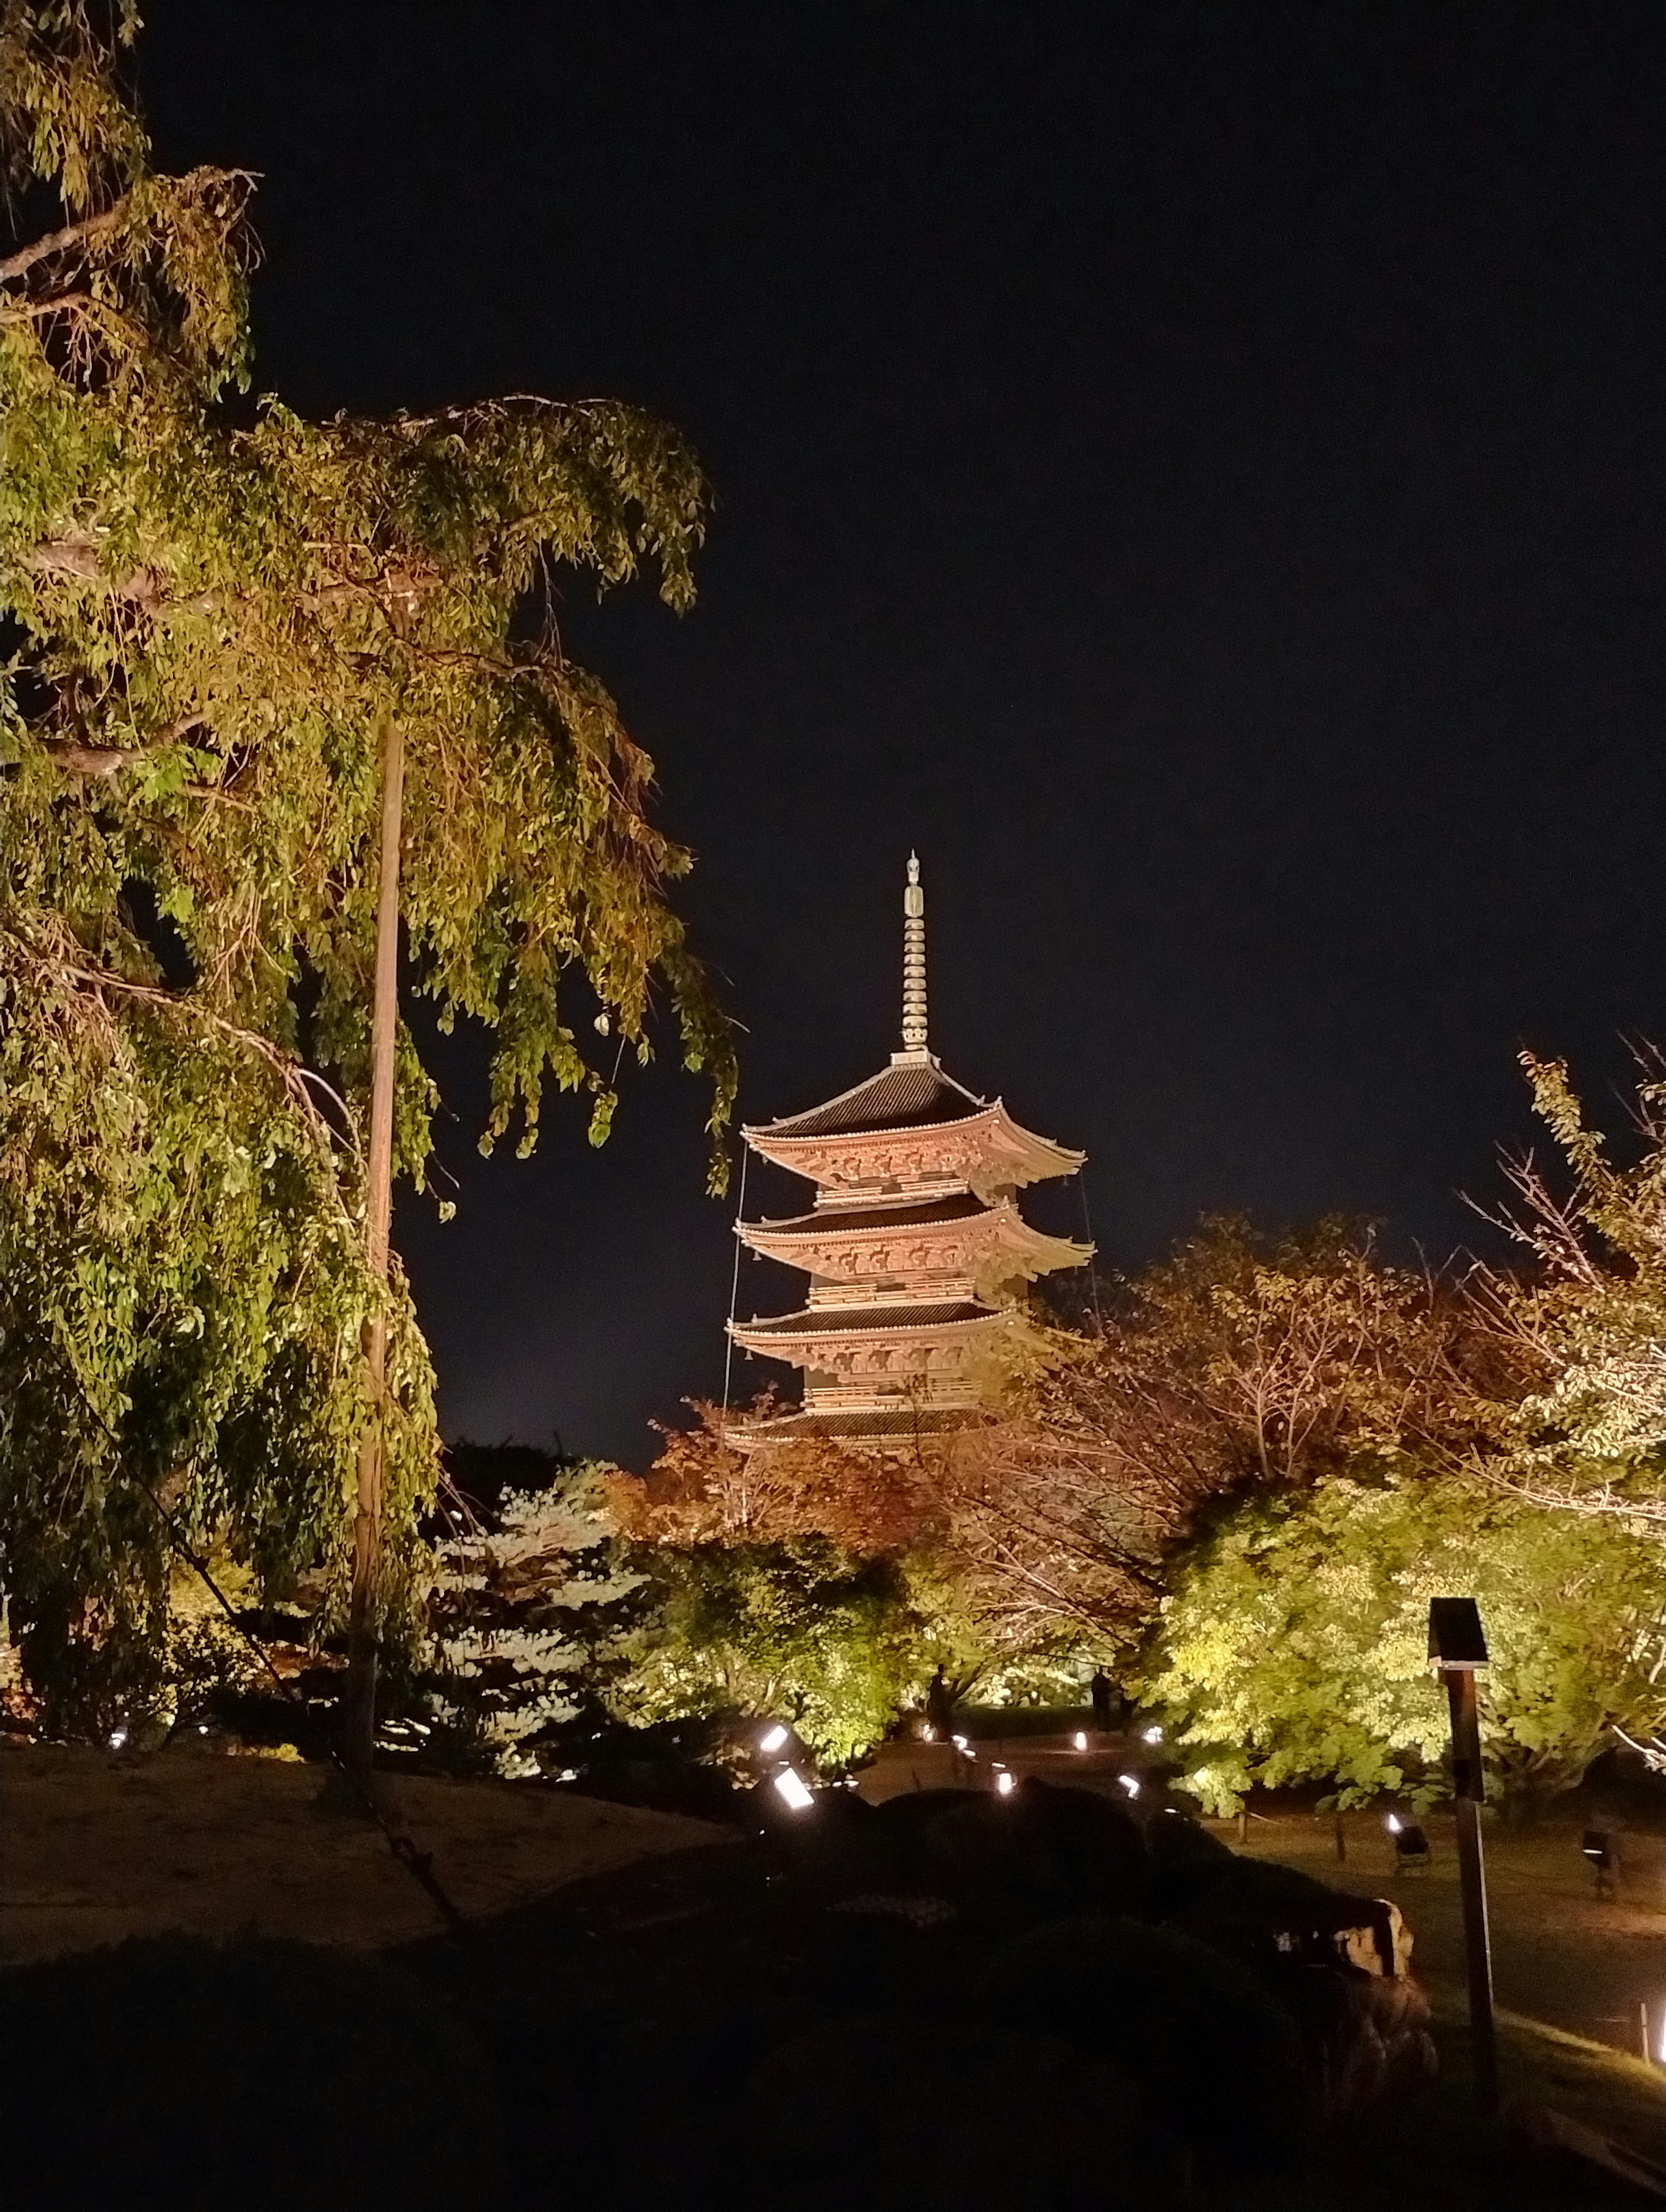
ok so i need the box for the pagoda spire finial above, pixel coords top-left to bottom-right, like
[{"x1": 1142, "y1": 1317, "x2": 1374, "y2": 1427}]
[{"x1": 900, "y1": 851, "x2": 928, "y2": 1055}]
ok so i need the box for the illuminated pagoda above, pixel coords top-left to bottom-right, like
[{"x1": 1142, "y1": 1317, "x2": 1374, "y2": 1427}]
[{"x1": 727, "y1": 855, "x2": 1090, "y2": 1451}]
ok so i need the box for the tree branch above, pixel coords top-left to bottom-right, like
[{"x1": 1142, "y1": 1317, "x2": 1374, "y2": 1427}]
[{"x1": 0, "y1": 206, "x2": 122, "y2": 284}]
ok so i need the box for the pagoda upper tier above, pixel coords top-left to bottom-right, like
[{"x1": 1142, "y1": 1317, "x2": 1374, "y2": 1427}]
[
  {"x1": 727, "y1": 855, "x2": 1089, "y2": 1450},
  {"x1": 744, "y1": 1058, "x2": 1084, "y2": 1203}
]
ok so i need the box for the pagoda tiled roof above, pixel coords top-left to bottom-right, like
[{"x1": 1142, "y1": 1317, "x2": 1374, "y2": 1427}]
[
  {"x1": 741, "y1": 1192, "x2": 990, "y2": 1238},
  {"x1": 733, "y1": 1299, "x2": 1000, "y2": 1337},
  {"x1": 749, "y1": 1055, "x2": 987, "y2": 1140}
]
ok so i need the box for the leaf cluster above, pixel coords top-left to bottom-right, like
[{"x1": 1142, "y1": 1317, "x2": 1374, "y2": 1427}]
[{"x1": 1140, "y1": 1463, "x2": 1665, "y2": 1814}]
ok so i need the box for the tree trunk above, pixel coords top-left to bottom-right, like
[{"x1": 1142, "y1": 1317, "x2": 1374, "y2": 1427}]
[{"x1": 340, "y1": 713, "x2": 404, "y2": 1796}]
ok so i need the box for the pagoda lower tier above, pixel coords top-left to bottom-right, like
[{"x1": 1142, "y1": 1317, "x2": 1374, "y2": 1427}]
[{"x1": 728, "y1": 1292, "x2": 1021, "y2": 1423}]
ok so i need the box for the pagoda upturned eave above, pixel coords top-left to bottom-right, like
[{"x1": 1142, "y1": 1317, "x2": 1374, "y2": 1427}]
[
  {"x1": 728, "y1": 1299, "x2": 1013, "y2": 1363},
  {"x1": 743, "y1": 1092, "x2": 1084, "y2": 1198},
  {"x1": 735, "y1": 1194, "x2": 1090, "y2": 1287}
]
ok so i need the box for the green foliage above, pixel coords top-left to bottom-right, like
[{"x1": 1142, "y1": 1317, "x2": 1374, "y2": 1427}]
[
  {"x1": 1481, "y1": 1053, "x2": 1666, "y2": 1500},
  {"x1": 0, "y1": 7, "x2": 734, "y2": 1716},
  {"x1": 1141, "y1": 1464, "x2": 1665, "y2": 1813},
  {"x1": 617, "y1": 1536, "x2": 957, "y2": 1766},
  {"x1": 0, "y1": 946, "x2": 436, "y2": 1731}
]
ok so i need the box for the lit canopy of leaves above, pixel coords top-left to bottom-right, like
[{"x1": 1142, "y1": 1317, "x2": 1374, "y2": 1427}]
[
  {"x1": 1472, "y1": 1053, "x2": 1666, "y2": 1520},
  {"x1": 0, "y1": 5, "x2": 734, "y2": 1718},
  {"x1": 1140, "y1": 1463, "x2": 1665, "y2": 1814},
  {"x1": 614, "y1": 1536, "x2": 949, "y2": 1767},
  {"x1": 607, "y1": 1394, "x2": 945, "y2": 1555},
  {"x1": 941, "y1": 1218, "x2": 1471, "y2": 1657}
]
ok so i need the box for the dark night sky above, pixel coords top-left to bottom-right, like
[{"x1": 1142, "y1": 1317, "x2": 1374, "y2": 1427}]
[{"x1": 142, "y1": 5, "x2": 1666, "y2": 1466}]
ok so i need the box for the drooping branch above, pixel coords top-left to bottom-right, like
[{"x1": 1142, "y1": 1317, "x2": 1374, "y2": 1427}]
[
  {"x1": 0, "y1": 203, "x2": 122, "y2": 282},
  {"x1": 10, "y1": 925, "x2": 358, "y2": 1176}
]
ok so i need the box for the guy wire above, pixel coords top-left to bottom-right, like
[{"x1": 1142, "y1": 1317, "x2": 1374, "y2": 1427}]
[{"x1": 720, "y1": 1139, "x2": 749, "y2": 1434}]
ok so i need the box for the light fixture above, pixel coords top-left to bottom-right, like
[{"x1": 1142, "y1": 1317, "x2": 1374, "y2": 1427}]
[
  {"x1": 1385, "y1": 1813, "x2": 1402, "y2": 1834},
  {"x1": 996, "y1": 1769, "x2": 1016, "y2": 1796},
  {"x1": 772, "y1": 1769, "x2": 813, "y2": 1811},
  {"x1": 108, "y1": 1728, "x2": 127, "y2": 1749},
  {"x1": 1142, "y1": 1725, "x2": 1164, "y2": 1744},
  {"x1": 921, "y1": 1724, "x2": 935, "y2": 1742},
  {"x1": 1117, "y1": 1773, "x2": 1140, "y2": 1798},
  {"x1": 758, "y1": 1723, "x2": 789, "y2": 1754},
  {"x1": 1073, "y1": 1731, "x2": 1088, "y2": 1751}
]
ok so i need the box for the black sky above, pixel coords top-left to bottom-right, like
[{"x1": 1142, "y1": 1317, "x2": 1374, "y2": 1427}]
[{"x1": 142, "y1": 3, "x2": 1666, "y2": 1466}]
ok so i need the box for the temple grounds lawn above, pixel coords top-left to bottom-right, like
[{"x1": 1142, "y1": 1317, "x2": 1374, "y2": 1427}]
[{"x1": 1228, "y1": 1802, "x2": 1666, "y2": 2208}]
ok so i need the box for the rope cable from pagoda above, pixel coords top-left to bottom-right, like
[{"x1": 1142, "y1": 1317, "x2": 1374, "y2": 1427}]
[
  {"x1": 1077, "y1": 1165, "x2": 1106, "y2": 1336},
  {"x1": 720, "y1": 1139, "x2": 750, "y2": 1436}
]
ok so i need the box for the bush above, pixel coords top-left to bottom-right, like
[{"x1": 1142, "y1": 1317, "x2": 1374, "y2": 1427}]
[
  {"x1": 981, "y1": 1915, "x2": 1311, "y2": 2166},
  {"x1": 1143, "y1": 1805, "x2": 1239, "y2": 1914},
  {"x1": 911, "y1": 1779, "x2": 1152, "y2": 1919},
  {"x1": 745, "y1": 2015, "x2": 1175, "y2": 2212},
  {"x1": 0, "y1": 1934, "x2": 501, "y2": 2212}
]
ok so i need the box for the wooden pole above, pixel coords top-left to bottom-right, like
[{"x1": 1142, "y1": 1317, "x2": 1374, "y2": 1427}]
[
  {"x1": 341, "y1": 713, "x2": 404, "y2": 1797},
  {"x1": 1444, "y1": 1666, "x2": 1499, "y2": 2115}
]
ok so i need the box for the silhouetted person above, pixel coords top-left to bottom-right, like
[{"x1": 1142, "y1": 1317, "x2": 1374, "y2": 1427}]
[{"x1": 1089, "y1": 1670, "x2": 1113, "y2": 1733}]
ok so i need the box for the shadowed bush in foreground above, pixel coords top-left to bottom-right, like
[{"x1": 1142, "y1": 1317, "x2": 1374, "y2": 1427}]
[{"x1": 0, "y1": 1933, "x2": 501, "y2": 2212}]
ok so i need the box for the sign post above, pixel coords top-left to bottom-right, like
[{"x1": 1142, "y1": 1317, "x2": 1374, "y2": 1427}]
[{"x1": 1429, "y1": 1596, "x2": 1498, "y2": 2115}]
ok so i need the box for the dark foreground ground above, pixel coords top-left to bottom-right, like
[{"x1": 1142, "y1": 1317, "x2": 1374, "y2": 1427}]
[{"x1": 5, "y1": 1738, "x2": 1665, "y2": 2209}]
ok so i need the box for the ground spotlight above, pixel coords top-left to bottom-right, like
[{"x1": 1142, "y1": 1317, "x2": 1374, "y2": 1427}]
[
  {"x1": 1582, "y1": 1828, "x2": 1616, "y2": 1895},
  {"x1": 1142, "y1": 1725, "x2": 1164, "y2": 1744},
  {"x1": 995, "y1": 1767, "x2": 1016, "y2": 1796},
  {"x1": 1073, "y1": 1730, "x2": 1089, "y2": 1751},
  {"x1": 772, "y1": 1769, "x2": 814, "y2": 1811},
  {"x1": 758, "y1": 1723, "x2": 789, "y2": 1754},
  {"x1": 1117, "y1": 1773, "x2": 1141, "y2": 1798},
  {"x1": 1387, "y1": 1815, "x2": 1430, "y2": 1863}
]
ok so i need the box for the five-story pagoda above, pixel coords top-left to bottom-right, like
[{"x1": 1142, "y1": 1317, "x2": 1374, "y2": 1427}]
[{"x1": 727, "y1": 856, "x2": 1090, "y2": 1450}]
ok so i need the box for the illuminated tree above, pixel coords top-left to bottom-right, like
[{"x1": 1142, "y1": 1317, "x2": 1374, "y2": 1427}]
[
  {"x1": 0, "y1": 5, "x2": 734, "y2": 1734},
  {"x1": 1141, "y1": 1462, "x2": 1665, "y2": 1814},
  {"x1": 940, "y1": 1217, "x2": 1472, "y2": 1658},
  {"x1": 607, "y1": 1394, "x2": 943, "y2": 1555},
  {"x1": 1471, "y1": 1051, "x2": 1666, "y2": 1523}
]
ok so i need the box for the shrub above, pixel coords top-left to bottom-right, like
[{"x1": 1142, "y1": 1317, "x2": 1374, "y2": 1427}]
[
  {"x1": 981, "y1": 1915, "x2": 1311, "y2": 2166},
  {"x1": 0, "y1": 1934, "x2": 501, "y2": 2212},
  {"x1": 746, "y1": 2015, "x2": 1173, "y2": 2212}
]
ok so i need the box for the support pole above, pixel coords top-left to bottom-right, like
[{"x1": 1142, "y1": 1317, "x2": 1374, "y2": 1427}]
[
  {"x1": 341, "y1": 713, "x2": 404, "y2": 1798},
  {"x1": 1444, "y1": 1662, "x2": 1499, "y2": 2116}
]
